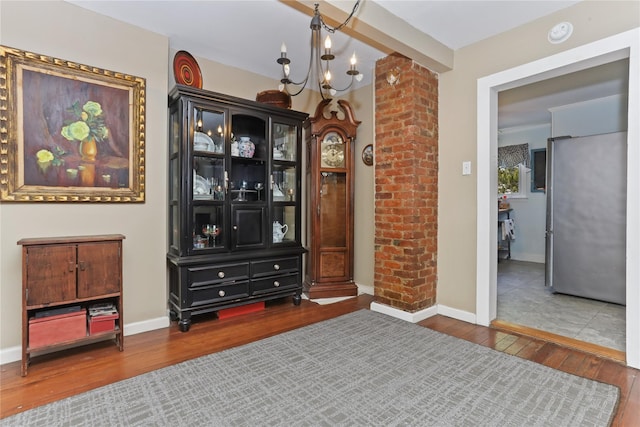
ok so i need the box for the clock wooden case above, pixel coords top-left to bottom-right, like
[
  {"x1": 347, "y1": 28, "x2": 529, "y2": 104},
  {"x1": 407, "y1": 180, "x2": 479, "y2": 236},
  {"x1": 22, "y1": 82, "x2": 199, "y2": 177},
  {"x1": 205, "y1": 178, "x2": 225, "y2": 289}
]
[{"x1": 305, "y1": 99, "x2": 360, "y2": 298}]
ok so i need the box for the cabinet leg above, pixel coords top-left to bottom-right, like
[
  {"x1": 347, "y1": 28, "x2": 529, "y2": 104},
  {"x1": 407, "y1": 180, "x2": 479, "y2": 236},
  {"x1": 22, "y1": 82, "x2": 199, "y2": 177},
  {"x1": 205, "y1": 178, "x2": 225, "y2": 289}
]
[
  {"x1": 293, "y1": 293, "x2": 302, "y2": 306},
  {"x1": 178, "y1": 318, "x2": 191, "y2": 332},
  {"x1": 21, "y1": 357, "x2": 28, "y2": 377}
]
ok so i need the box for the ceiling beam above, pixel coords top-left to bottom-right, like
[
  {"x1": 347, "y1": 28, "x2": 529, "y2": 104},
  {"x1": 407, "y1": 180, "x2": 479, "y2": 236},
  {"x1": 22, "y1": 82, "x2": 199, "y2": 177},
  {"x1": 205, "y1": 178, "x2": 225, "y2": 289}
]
[{"x1": 281, "y1": 0, "x2": 454, "y2": 73}]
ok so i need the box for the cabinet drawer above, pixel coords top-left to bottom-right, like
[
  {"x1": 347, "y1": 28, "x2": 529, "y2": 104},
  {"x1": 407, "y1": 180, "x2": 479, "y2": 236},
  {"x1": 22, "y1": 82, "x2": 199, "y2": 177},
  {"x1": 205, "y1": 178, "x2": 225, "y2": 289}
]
[
  {"x1": 252, "y1": 273, "x2": 299, "y2": 295},
  {"x1": 251, "y1": 257, "x2": 299, "y2": 278},
  {"x1": 188, "y1": 262, "x2": 249, "y2": 287},
  {"x1": 189, "y1": 281, "x2": 250, "y2": 307}
]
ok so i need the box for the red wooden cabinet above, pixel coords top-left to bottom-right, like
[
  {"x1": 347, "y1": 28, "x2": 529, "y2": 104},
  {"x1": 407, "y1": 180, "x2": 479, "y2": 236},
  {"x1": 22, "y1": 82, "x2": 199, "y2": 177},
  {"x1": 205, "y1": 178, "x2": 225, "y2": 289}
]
[{"x1": 18, "y1": 235, "x2": 125, "y2": 376}]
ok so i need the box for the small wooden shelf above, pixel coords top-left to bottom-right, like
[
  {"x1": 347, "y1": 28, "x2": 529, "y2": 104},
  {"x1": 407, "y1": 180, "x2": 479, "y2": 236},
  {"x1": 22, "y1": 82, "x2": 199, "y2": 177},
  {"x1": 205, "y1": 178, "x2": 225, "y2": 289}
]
[
  {"x1": 28, "y1": 328, "x2": 122, "y2": 353},
  {"x1": 19, "y1": 235, "x2": 125, "y2": 376}
]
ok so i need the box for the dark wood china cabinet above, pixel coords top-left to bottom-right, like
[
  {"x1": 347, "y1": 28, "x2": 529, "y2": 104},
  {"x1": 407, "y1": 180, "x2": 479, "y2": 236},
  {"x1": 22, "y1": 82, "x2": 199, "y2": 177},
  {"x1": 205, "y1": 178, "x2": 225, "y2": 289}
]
[{"x1": 167, "y1": 86, "x2": 308, "y2": 331}]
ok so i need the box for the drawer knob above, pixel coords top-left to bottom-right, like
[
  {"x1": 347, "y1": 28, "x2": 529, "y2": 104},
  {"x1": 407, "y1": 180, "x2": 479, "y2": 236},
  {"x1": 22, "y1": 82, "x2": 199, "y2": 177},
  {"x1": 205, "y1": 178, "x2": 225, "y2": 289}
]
[
  {"x1": 218, "y1": 271, "x2": 225, "y2": 279},
  {"x1": 218, "y1": 290, "x2": 226, "y2": 297},
  {"x1": 273, "y1": 264, "x2": 280, "y2": 271},
  {"x1": 274, "y1": 281, "x2": 280, "y2": 287}
]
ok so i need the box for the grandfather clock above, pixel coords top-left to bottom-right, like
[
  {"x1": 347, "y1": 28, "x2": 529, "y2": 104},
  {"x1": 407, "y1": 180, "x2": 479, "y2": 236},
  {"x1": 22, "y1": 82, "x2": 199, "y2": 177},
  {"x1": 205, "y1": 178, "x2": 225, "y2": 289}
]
[{"x1": 304, "y1": 99, "x2": 360, "y2": 298}]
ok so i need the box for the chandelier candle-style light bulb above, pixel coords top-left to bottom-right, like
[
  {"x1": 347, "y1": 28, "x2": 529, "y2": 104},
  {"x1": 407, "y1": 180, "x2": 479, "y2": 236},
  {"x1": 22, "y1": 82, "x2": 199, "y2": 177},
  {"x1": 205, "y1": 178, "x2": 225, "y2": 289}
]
[
  {"x1": 275, "y1": 1, "x2": 362, "y2": 99},
  {"x1": 321, "y1": 36, "x2": 334, "y2": 61}
]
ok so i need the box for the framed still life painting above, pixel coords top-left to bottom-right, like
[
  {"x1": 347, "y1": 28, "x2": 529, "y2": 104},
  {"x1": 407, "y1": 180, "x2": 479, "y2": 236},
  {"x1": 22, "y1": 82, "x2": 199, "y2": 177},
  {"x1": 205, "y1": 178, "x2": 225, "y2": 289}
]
[{"x1": 0, "y1": 46, "x2": 146, "y2": 202}]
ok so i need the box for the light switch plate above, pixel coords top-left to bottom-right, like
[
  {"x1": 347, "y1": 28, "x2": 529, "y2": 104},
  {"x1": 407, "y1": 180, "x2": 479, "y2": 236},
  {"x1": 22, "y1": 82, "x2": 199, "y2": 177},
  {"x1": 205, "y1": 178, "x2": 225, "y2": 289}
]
[{"x1": 462, "y1": 161, "x2": 471, "y2": 175}]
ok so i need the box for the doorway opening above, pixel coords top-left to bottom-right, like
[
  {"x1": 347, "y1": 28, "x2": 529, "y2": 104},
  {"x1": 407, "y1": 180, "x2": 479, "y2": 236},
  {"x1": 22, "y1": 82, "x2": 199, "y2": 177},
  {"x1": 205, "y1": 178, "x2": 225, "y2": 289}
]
[
  {"x1": 476, "y1": 29, "x2": 640, "y2": 368},
  {"x1": 493, "y1": 65, "x2": 628, "y2": 359}
]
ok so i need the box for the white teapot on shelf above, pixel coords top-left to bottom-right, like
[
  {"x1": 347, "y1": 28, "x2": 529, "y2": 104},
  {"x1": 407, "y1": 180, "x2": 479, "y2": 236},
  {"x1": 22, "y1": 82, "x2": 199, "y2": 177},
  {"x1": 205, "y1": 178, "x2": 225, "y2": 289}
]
[{"x1": 272, "y1": 221, "x2": 288, "y2": 243}]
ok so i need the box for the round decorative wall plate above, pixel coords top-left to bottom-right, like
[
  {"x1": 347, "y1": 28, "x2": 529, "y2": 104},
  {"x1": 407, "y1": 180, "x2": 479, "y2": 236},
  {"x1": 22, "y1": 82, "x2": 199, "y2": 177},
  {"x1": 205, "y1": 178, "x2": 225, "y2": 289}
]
[
  {"x1": 362, "y1": 144, "x2": 373, "y2": 166},
  {"x1": 173, "y1": 50, "x2": 202, "y2": 88}
]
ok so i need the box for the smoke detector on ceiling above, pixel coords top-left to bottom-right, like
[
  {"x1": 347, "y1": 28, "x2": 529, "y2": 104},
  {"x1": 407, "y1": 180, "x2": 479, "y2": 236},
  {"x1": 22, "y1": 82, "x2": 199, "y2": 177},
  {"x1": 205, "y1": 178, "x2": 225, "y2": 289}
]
[{"x1": 548, "y1": 22, "x2": 573, "y2": 44}]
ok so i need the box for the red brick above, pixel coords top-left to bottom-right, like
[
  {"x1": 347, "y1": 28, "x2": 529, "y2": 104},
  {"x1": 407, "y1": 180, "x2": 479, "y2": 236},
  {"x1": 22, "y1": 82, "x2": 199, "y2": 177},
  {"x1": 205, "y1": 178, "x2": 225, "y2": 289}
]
[{"x1": 373, "y1": 54, "x2": 438, "y2": 313}]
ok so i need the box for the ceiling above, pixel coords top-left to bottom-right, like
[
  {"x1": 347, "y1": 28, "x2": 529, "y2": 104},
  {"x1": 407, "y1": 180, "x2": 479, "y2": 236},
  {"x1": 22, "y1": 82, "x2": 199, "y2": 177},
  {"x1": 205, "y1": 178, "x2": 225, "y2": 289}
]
[{"x1": 67, "y1": 0, "x2": 627, "y2": 129}]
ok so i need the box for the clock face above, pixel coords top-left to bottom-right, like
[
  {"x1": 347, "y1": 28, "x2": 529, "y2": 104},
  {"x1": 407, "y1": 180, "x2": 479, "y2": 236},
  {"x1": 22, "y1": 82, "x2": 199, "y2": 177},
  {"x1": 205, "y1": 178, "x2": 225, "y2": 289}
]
[{"x1": 321, "y1": 132, "x2": 345, "y2": 168}]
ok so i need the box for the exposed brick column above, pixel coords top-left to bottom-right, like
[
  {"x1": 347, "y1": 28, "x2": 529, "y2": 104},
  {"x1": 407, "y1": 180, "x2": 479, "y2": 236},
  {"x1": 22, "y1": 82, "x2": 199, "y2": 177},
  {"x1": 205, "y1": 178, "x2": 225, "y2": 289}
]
[{"x1": 374, "y1": 53, "x2": 438, "y2": 312}]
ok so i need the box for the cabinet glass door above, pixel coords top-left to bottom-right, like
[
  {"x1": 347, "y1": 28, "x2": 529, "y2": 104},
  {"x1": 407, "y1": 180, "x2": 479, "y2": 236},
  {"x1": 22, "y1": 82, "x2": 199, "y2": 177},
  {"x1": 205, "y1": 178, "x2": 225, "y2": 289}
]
[
  {"x1": 193, "y1": 205, "x2": 224, "y2": 250},
  {"x1": 272, "y1": 165, "x2": 296, "y2": 202},
  {"x1": 319, "y1": 172, "x2": 347, "y2": 248},
  {"x1": 194, "y1": 108, "x2": 225, "y2": 154},
  {"x1": 191, "y1": 107, "x2": 226, "y2": 253},
  {"x1": 273, "y1": 123, "x2": 297, "y2": 161},
  {"x1": 272, "y1": 205, "x2": 296, "y2": 244},
  {"x1": 271, "y1": 121, "x2": 298, "y2": 246},
  {"x1": 168, "y1": 107, "x2": 180, "y2": 252}
]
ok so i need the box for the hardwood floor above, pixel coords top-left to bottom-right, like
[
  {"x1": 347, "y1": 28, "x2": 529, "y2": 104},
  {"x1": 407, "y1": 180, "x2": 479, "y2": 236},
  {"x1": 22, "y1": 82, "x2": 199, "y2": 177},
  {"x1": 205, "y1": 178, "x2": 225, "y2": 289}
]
[{"x1": 1, "y1": 294, "x2": 638, "y2": 426}]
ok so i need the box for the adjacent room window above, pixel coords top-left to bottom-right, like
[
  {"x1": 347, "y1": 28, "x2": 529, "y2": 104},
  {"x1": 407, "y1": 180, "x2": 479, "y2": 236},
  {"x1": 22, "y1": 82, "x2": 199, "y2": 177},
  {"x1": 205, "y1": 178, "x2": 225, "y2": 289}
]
[
  {"x1": 498, "y1": 143, "x2": 529, "y2": 197},
  {"x1": 530, "y1": 148, "x2": 546, "y2": 192}
]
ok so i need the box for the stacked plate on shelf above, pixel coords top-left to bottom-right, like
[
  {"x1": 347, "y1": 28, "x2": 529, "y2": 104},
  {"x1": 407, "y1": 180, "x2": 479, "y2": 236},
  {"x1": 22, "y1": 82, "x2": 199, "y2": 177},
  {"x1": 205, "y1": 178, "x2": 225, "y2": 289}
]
[
  {"x1": 194, "y1": 132, "x2": 214, "y2": 152},
  {"x1": 193, "y1": 172, "x2": 212, "y2": 199}
]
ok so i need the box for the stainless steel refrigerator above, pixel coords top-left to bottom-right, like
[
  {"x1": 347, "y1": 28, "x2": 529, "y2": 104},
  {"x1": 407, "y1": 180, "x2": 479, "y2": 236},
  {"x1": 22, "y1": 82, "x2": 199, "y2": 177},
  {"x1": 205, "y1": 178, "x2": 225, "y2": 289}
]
[{"x1": 545, "y1": 132, "x2": 627, "y2": 305}]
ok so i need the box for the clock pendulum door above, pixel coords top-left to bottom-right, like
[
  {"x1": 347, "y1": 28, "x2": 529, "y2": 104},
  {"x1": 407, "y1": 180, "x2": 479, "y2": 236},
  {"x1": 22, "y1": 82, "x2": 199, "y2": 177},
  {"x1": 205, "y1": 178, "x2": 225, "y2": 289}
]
[{"x1": 304, "y1": 99, "x2": 360, "y2": 298}]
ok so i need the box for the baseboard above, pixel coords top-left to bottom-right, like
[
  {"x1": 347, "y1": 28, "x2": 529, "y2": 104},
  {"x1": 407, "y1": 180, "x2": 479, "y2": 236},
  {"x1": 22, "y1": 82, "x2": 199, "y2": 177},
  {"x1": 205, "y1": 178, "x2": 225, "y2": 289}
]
[
  {"x1": 369, "y1": 301, "x2": 477, "y2": 326},
  {"x1": 370, "y1": 302, "x2": 438, "y2": 323},
  {"x1": 356, "y1": 283, "x2": 374, "y2": 295},
  {"x1": 0, "y1": 346, "x2": 21, "y2": 365},
  {"x1": 124, "y1": 316, "x2": 170, "y2": 337},
  {"x1": 437, "y1": 304, "x2": 477, "y2": 323},
  {"x1": 510, "y1": 253, "x2": 545, "y2": 263}
]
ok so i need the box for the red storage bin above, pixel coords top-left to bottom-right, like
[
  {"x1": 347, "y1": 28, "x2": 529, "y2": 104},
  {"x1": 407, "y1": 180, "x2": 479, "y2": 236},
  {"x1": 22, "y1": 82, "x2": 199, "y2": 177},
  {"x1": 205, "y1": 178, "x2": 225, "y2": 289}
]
[
  {"x1": 89, "y1": 314, "x2": 119, "y2": 335},
  {"x1": 217, "y1": 301, "x2": 264, "y2": 319},
  {"x1": 29, "y1": 311, "x2": 87, "y2": 349}
]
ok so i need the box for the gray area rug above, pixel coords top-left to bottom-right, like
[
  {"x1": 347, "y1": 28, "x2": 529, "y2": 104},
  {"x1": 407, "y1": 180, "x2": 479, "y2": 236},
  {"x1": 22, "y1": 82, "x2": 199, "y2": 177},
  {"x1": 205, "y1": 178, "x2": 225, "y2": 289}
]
[{"x1": 2, "y1": 310, "x2": 618, "y2": 426}]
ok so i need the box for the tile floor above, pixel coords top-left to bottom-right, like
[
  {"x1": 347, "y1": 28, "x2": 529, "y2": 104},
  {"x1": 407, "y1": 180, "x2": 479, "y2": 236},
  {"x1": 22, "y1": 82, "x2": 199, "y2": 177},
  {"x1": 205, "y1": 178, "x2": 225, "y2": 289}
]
[{"x1": 497, "y1": 259, "x2": 626, "y2": 352}]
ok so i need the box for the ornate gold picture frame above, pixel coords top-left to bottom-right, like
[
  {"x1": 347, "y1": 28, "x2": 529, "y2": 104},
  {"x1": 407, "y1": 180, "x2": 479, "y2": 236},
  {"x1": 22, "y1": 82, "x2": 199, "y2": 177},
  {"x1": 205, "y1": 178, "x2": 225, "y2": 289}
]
[{"x1": 0, "y1": 46, "x2": 146, "y2": 202}]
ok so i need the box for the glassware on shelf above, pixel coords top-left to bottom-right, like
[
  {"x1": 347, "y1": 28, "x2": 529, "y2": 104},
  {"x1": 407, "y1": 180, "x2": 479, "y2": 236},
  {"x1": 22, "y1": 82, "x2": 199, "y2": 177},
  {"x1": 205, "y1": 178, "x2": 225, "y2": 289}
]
[
  {"x1": 237, "y1": 181, "x2": 248, "y2": 201},
  {"x1": 202, "y1": 224, "x2": 220, "y2": 247},
  {"x1": 214, "y1": 184, "x2": 224, "y2": 201},
  {"x1": 254, "y1": 182, "x2": 264, "y2": 200}
]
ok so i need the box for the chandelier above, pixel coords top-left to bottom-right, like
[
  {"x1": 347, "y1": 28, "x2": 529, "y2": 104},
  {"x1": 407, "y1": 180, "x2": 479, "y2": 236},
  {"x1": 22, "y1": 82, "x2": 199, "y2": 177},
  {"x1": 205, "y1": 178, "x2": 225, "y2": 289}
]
[{"x1": 276, "y1": 1, "x2": 363, "y2": 99}]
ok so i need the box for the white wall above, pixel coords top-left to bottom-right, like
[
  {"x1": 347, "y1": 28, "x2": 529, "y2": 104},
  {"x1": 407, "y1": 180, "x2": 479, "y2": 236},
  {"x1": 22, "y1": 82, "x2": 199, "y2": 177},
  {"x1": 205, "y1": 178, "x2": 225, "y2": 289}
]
[
  {"x1": 498, "y1": 125, "x2": 550, "y2": 263},
  {"x1": 551, "y1": 94, "x2": 628, "y2": 136}
]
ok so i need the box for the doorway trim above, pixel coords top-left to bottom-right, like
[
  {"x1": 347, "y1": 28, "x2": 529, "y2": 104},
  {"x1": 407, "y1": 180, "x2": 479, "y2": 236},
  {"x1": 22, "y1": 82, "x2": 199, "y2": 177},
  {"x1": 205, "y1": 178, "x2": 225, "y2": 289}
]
[{"x1": 476, "y1": 28, "x2": 640, "y2": 368}]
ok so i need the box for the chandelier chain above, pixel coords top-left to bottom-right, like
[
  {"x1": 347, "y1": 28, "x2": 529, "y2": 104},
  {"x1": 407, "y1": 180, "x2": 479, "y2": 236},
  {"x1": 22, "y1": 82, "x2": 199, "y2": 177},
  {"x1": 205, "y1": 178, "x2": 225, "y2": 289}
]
[{"x1": 318, "y1": 0, "x2": 360, "y2": 34}]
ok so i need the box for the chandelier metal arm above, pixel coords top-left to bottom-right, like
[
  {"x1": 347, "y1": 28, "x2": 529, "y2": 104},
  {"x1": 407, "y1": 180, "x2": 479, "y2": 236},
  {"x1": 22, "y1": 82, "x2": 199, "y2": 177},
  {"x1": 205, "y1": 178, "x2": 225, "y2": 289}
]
[
  {"x1": 276, "y1": 1, "x2": 361, "y2": 99},
  {"x1": 282, "y1": 31, "x2": 316, "y2": 88}
]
